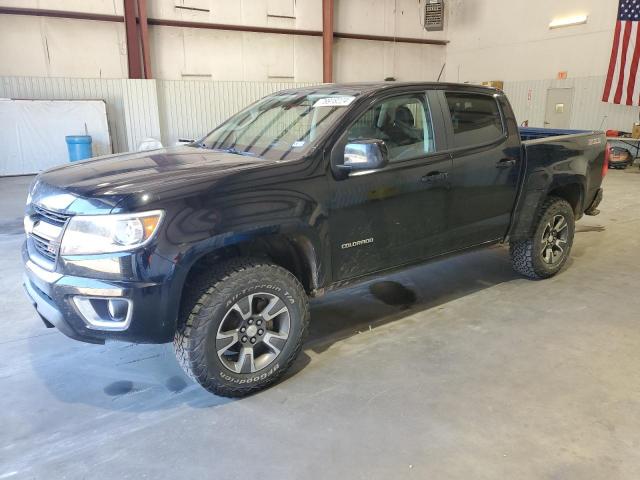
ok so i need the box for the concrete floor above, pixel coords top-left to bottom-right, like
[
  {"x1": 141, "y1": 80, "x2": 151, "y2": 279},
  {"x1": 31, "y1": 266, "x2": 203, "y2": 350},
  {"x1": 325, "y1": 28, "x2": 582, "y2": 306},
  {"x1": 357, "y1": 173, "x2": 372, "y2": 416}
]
[{"x1": 1, "y1": 170, "x2": 639, "y2": 479}]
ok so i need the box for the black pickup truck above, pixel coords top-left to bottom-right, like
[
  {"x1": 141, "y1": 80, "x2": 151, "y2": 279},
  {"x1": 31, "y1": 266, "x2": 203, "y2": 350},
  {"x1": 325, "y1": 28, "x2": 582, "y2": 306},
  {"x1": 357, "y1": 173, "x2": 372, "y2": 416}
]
[{"x1": 23, "y1": 83, "x2": 606, "y2": 397}]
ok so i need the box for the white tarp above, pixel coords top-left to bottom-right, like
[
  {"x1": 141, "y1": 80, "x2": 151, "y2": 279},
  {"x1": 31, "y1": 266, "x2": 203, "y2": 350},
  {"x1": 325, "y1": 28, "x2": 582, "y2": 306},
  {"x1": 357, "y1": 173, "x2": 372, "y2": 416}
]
[{"x1": 0, "y1": 99, "x2": 112, "y2": 176}]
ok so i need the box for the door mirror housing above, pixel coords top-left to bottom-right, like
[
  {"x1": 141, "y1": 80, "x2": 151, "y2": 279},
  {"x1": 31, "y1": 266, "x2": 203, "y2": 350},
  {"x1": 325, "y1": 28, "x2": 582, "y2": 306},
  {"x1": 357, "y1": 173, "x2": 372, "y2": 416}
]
[{"x1": 341, "y1": 139, "x2": 389, "y2": 174}]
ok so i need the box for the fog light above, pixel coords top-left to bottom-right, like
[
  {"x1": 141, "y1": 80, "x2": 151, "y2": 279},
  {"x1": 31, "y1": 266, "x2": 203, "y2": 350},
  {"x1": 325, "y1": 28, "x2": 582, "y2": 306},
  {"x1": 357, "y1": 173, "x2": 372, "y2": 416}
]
[
  {"x1": 108, "y1": 298, "x2": 129, "y2": 321},
  {"x1": 72, "y1": 296, "x2": 132, "y2": 331}
]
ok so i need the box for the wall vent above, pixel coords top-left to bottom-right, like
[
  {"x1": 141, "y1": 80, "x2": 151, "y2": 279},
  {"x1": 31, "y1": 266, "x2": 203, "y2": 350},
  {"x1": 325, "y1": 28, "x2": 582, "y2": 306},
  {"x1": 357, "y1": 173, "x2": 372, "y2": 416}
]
[{"x1": 424, "y1": 0, "x2": 444, "y2": 32}]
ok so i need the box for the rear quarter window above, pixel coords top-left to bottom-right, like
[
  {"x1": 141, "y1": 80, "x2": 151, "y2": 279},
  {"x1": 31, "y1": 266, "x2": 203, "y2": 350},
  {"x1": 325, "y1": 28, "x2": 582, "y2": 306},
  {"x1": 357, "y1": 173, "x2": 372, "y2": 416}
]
[{"x1": 445, "y1": 92, "x2": 505, "y2": 148}]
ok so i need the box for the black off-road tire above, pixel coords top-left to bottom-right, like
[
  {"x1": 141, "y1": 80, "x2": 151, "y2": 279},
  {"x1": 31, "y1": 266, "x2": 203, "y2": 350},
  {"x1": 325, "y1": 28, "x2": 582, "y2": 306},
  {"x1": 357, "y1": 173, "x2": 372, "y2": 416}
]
[
  {"x1": 510, "y1": 196, "x2": 575, "y2": 279},
  {"x1": 174, "y1": 258, "x2": 309, "y2": 397}
]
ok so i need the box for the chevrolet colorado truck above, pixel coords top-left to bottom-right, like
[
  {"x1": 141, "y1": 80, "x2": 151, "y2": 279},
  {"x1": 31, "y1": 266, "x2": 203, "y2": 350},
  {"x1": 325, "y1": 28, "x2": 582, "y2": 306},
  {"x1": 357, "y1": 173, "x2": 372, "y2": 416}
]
[{"x1": 22, "y1": 83, "x2": 607, "y2": 397}]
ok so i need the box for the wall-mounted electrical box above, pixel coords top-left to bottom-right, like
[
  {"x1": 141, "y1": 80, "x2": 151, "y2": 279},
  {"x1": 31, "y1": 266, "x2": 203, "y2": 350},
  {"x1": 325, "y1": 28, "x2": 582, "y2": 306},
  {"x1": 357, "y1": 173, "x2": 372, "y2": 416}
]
[{"x1": 424, "y1": 0, "x2": 444, "y2": 31}]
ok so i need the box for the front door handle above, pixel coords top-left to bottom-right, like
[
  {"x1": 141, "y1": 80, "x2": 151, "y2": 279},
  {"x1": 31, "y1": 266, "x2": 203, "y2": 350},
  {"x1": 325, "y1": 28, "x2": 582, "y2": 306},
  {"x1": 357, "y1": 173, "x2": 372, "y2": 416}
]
[
  {"x1": 496, "y1": 158, "x2": 517, "y2": 169},
  {"x1": 421, "y1": 171, "x2": 449, "y2": 183}
]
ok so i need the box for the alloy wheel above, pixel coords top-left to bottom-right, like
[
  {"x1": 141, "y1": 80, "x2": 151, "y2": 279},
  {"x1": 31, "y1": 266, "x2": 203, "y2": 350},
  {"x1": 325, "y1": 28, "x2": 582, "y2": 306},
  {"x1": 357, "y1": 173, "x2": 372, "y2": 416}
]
[
  {"x1": 215, "y1": 293, "x2": 290, "y2": 374},
  {"x1": 540, "y1": 214, "x2": 569, "y2": 265}
]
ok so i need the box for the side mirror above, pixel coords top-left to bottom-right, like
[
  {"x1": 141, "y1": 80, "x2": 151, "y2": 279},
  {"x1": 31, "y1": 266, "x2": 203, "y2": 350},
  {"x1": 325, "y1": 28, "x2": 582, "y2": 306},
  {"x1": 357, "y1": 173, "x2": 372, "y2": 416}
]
[{"x1": 341, "y1": 139, "x2": 389, "y2": 174}]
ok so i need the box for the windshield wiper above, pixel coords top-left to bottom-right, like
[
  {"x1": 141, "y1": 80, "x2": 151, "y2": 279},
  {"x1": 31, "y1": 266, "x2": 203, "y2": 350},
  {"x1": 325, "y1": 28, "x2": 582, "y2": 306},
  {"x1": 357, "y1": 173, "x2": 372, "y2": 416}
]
[{"x1": 212, "y1": 146, "x2": 258, "y2": 157}]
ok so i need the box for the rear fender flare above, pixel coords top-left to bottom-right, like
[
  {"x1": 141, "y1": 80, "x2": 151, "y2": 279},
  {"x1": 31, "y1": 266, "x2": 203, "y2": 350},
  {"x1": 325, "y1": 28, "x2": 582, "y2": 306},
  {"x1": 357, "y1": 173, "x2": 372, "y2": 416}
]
[{"x1": 507, "y1": 171, "x2": 585, "y2": 241}]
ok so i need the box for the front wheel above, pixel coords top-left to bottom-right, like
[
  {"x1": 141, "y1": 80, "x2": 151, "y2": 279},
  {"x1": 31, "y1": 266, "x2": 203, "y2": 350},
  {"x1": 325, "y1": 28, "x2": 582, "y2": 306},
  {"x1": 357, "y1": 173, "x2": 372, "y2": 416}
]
[
  {"x1": 174, "y1": 258, "x2": 309, "y2": 397},
  {"x1": 510, "y1": 196, "x2": 575, "y2": 279}
]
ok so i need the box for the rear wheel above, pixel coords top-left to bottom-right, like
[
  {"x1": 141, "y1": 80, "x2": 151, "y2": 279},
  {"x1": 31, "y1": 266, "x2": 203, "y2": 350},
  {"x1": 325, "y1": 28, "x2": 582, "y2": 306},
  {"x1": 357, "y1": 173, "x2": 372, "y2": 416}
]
[
  {"x1": 174, "y1": 258, "x2": 309, "y2": 397},
  {"x1": 510, "y1": 196, "x2": 575, "y2": 279}
]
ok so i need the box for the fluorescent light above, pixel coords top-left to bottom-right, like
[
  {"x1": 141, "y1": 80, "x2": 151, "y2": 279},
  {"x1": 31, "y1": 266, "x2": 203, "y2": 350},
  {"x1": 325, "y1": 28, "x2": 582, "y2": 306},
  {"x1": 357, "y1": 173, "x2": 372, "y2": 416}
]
[{"x1": 549, "y1": 14, "x2": 589, "y2": 29}]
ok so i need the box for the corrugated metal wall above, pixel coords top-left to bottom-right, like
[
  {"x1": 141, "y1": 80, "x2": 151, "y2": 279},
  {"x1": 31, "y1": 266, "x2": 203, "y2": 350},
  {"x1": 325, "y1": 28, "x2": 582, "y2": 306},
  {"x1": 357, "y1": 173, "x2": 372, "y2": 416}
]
[
  {"x1": 121, "y1": 80, "x2": 162, "y2": 151},
  {"x1": 504, "y1": 76, "x2": 640, "y2": 132},
  {"x1": 156, "y1": 80, "x2": 317, "y2": 147},
  {"x1": 3, "y1": 75, "x2": 637, "y2": 171}
]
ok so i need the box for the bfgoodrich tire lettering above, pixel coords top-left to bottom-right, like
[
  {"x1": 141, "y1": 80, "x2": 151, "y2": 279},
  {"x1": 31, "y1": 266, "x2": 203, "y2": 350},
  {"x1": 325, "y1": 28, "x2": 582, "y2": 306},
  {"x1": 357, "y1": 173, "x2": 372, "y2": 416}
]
[
  {"x1": 173, "y1": 258, "x2": 309, "y2": 397},
  {"x1": 510, "y1": 196, "x2": 575, "y2": 279}
]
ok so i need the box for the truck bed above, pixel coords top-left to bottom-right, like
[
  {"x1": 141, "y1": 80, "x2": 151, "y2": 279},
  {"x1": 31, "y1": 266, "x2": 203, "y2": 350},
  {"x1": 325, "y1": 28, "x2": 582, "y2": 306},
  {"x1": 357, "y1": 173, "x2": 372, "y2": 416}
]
[
  {"x1": 518, "y1": 128, "x2": 605, "y2": 182},
  {"x1": 519, "y1": 127, "x2": 590, "y2": 142}
]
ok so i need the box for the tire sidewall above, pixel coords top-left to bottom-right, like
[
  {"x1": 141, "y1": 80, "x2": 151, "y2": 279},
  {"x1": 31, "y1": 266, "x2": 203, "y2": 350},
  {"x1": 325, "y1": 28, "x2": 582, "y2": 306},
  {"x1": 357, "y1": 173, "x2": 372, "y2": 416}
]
[
  {"x1": 531, "y1": 200, "x2": 575, "y2": 277},
  {"x1": 191, "y1": 266, "x2": 306, "y2": 390}
]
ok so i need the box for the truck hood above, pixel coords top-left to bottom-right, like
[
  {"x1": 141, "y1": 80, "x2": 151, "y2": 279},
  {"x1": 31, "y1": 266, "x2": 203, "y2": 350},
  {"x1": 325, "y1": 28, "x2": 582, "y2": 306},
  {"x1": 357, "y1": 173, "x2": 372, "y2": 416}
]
[{"x1": 31, "y1": 146, "x2": 275, "y2": 213}]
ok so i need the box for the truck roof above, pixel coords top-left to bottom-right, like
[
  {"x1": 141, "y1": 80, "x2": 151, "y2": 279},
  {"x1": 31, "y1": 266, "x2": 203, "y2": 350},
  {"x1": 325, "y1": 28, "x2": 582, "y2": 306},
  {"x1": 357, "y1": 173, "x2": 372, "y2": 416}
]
[{"x1": 277, "y1": 82, "x2": 502, "y2": 96}]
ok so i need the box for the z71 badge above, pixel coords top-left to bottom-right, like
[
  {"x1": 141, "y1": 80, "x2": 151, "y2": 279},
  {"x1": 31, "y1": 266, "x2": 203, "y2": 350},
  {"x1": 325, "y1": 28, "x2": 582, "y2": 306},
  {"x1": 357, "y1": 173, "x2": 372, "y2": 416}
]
[{"x1": 341, "y1": 238, "x2": 374, "y2": 249}]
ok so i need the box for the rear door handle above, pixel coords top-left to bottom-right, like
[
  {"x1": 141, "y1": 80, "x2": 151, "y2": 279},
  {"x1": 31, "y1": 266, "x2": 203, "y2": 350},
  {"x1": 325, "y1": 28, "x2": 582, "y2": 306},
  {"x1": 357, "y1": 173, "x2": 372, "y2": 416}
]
[
  {"x1": 421, "y1": 171, "x2": 449, "y2": 183},
  {"x1": 496, "y1": 158, "x2": 517, "y2": 169}
]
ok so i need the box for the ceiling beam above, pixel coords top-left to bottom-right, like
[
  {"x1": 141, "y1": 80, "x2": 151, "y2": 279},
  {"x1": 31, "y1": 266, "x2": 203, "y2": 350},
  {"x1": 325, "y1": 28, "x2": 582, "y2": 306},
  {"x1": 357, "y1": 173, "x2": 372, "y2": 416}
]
[{"x1": 0, "y1": 6, "x2": 448, "y2": 46}]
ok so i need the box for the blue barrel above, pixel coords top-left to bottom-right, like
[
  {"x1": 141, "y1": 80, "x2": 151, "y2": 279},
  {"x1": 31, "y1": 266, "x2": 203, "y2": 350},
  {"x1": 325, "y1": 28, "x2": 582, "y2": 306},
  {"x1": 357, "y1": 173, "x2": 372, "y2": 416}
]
[{"x1": 65, "y1": 135, "x2": 93, "y2": 162}]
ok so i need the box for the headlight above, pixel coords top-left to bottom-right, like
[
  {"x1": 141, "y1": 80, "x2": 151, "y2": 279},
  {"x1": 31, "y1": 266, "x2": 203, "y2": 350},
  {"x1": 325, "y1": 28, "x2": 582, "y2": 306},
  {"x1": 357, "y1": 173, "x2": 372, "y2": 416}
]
[
  {"x1": 60, "y1": 210, "x2": 164, "y2": 255},
  {"x1": 26, "y1": 179, "x2": 38, "y2": 205}
]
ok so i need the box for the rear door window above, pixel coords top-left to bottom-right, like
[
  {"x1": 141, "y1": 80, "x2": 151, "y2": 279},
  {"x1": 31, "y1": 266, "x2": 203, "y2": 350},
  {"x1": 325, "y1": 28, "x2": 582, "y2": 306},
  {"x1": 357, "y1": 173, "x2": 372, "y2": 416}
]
[{"x1": 445, "y1": 92, "x2": 504, "y2": 148}]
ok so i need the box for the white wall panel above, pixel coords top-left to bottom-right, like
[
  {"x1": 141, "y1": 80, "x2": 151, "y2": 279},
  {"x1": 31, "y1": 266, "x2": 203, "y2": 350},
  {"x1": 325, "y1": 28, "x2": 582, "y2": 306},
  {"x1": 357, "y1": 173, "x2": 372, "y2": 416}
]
[
  {"x1": 42, "y1": 18, "x2": 127, "y2": 79},
  {"x1": 146, "y1": 0, "x2": 315, "y2": 29},
  {"x1": 0, "y1": 99, "x2": 112, "y2": 175},
  {"x1": 0, "y1": 76, "x2": 128, "y2": 152},
  {"x1": 0, "y1": 16, "x2": 48, "y2": 77},
  {"x1": 504, "y1": 76, "x2": 640, "y2": 132},
  {"x1": 0, "y1": 14, "x2": 127, "y2": 80},
  {"x1": 445, "y1": 0, "x2": 618, "y2": 83}
]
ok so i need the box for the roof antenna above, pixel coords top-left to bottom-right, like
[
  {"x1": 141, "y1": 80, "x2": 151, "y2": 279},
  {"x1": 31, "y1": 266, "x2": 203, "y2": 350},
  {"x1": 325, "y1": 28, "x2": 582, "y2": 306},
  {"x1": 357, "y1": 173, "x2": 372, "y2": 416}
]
[
  {"x1": 599, "y1": 115, "x2": 608, "y2": 131},
  {"x1": 437, "y1": 63, "x2": 446, "y2": 82}
]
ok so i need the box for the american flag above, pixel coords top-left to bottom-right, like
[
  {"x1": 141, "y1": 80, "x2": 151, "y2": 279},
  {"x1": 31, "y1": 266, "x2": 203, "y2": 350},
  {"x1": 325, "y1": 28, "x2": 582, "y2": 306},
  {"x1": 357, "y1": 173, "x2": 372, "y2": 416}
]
[{"x1": 602, "y1": 0, "x2": 640, "y2": 105}]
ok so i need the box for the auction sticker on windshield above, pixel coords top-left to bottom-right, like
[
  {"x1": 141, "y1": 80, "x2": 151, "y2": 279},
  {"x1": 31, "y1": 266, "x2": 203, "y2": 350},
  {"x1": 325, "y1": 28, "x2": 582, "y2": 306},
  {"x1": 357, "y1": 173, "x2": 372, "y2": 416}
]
[{"x1": 313, "y1": 96, "x2": 356, "y2": 108}]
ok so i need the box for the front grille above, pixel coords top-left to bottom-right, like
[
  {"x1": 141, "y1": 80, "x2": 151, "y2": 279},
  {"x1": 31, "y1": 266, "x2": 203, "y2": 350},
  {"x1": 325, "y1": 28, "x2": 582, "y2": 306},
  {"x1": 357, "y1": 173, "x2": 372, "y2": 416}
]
[
  {"x1": 33, "y1": 205, "x2": 71, "y2": 226},
  {"x1": 27, "y1": 205, "x2": 71, "y2": 265},
  {"x1": 31, "y1": 233, "x2": 58, "y2": 262}
]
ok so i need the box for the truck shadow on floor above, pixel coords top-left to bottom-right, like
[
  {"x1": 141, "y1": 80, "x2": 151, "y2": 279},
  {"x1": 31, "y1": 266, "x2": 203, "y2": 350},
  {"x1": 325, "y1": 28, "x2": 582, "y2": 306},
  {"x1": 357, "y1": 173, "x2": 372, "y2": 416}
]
[
  {"x1": 26, "y1": 334, "x2": 233, "y2": 412},
  {"x1": 293, "y1": 245, "x2": 520, "y2": 361},
  {"x1": 576, "y1": 225, "x2": 605, "y2": 233}
]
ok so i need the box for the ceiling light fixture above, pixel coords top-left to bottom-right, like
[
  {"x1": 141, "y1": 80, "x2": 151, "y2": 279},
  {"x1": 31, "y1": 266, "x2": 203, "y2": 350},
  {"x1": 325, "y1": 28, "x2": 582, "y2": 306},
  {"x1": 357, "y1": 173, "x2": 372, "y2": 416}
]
[{"x1": 549, "y1": 14, "x2": 589, "y2": 29}]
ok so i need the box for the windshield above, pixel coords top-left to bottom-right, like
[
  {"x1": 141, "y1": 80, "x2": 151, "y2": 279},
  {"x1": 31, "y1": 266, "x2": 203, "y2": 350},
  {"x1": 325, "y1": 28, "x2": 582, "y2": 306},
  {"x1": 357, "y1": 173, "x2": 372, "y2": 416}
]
[{"x1": 200, "y1": 91, "x2": 359, "y2": 161}]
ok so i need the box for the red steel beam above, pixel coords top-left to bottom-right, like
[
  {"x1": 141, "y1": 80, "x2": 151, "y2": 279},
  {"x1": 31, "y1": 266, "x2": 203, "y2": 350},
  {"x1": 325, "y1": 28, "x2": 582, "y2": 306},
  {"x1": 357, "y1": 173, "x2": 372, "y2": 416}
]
[
  {"x1": 146, "y1": 17, "x2": 321, "y2": 37},
  {"x1": 123, "y1": 0, "x2": 143, "y2": 79},
  {"x1": 322, "y1": 0, "x2": 334, "y2": 83},
  {"x1": 0, "y1": 6, "x2": 449, "y2": 46},
  {"x1": 335, "y1": 32, "x2": 447, "y2": 45},
  {"x1": 137, "y1": 0, "x2": 152, "y2": 79},
  {"x1": 0, "y1": 6, "x2": 123, "y2": 22},
  {"x1": 123, "y1": 0, "x2": 142, "y2": 78}
]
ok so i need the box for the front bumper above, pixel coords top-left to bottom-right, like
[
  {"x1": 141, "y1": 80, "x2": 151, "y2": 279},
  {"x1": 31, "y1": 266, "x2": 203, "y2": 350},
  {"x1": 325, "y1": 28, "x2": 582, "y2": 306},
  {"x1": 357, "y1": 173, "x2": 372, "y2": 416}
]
[{"x1": 22, "y1": 243, "x2": 179, "y2": 344}]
